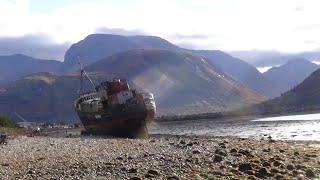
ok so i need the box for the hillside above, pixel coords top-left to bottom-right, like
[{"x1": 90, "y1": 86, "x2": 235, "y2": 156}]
[
  {"x1": 86, "y1": 49, "x2": 266, "y2": 116},
  {"x1": 0, "y1": 54, "x2": 63, "y2": 84},
  {"x1": 0, "y1": 72, "x2": 107, "y2": 122},
  {"x1": 63, "y1": 34, "x2": 178, "y2": 71},
  {"x1": 63, "y1": 34, "x2": 275, "y2": 97},
  {"x1": 0, "y1": 49, "x2": 266, "y2": 122},
  {"x1": 189, "y1": 50, "x2": 277, "y2": 97},
  {"x1": 246, "y1": 68, "x2": 320, "y2": 115},
  {"x1": 263, "y1": 58, "x2": 319, "y2": 95}
]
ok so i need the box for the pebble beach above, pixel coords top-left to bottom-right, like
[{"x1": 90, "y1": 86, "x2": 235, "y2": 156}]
[{"x1": 0, "y1": 133, "x2": 320, "y2": 179}]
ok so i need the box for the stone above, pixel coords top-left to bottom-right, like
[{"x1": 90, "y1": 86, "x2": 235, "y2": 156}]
[
  {"x1": 305, "y1": 169, "x2": 316, "y2": 178},
  {"x1": 245, "y1": 170, "x2": 255, "y2": 175},
  {"x1": 145, "y1": 174, "x2": 155, "y2": 178},
  {"x1": 27, "y1": 170, "x2": 35, "y2": 174},
  {"x1": 213, "y1": 155, "x2": 223, "y2": 162},
  {"x1": 286, "y1": 164, "x2": 294, "y2": 171},
  {"x1": 230, "y1": 148, "x2": 237, "y2": 153},
  {"x1": 273, "y1": 160, "x2": 283, "y2": 167},
  {"x1": 130, "y1": 177, "x2": 141, "y2": 180},
  {"x1": 238, "y1": 163, "x2": 252, "y2": 172},
  {"x1": 218, "y1": 142, "x2": 226, "y2": 148},
  {"x1": 239, "y1": 149, "x2": 251, "y2": 156},
  {"x1": 256, "y1": 167, "x2": 269, "y2": 178},
  {"x1": 167, "y1": 174, "x2": 180, "y2": 180},
  {"x1": 147, "y1": 169, "x2": 160, "y2": 176},
  {"x1": 128, "y1": 168, "x2": 138, "y2": 173},
  {"x1": 193, "y1": 149, "x2": 201, "y2": 154},
  {"x1": 279, "y1": 149, "x2": 285, "y2": 153},
  {"x1": 116, "y1": 157, "x2": 123, "y2": 160},
  {"x1": 215, "y1": 149, "x2": 227, "y2": 156},
  {"x1": 270, "y1": 168, "x2": 279, "y2": 174}
]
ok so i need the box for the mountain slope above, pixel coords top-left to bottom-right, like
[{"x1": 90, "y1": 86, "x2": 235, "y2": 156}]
[
  {"x1": 189, "y1": 50, "x2": 277, "y2": 97},
  {"x1": 0, "y1": 54, "x2": 63, "y2": 84},
  {"x1": 263, "y1": 58, "x2": 319, "y2": 95},
  {"x1": 247, "y1": 68, "x2": 320, "y2": 115},
  {"x1": 63, "y1": 34, "x2": 179, "y2": 71},
  {"x1": 86, "y1": 49, "x2": 266, "y2": 115},
  {"x1": 0, "y1": 49, "x2": 266, "y2": 122},
  {"x1": 0, "y1": 72, "x2": 106, "y2": 122},
  {"x1": 64, "y1": 34, "x2": 275, "y2": 97}
]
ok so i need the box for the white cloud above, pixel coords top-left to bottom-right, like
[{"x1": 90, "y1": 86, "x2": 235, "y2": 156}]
[{"x1": 1, "y1": 0, "x2": 320, "y2": 58}]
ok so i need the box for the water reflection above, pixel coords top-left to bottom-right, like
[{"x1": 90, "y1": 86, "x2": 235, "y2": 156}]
[{"x1": 149, "y1": 113, "x2": 320, "y2": 141}]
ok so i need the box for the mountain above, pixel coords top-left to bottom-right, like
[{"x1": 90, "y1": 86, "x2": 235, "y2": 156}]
[
  {"x1": 0, "y1": 54, "x2": 63, "y2": 84},
  {"x1": 263, "y1": 58, "x2": 319, "y2": 95},
  {"x1": 0, "y1": 49, "x2": 266, "y2": 122},
  {"x1": 64, "y1": 34, "x2": 275, "y2": 97},
  {"x1": 86, "y1": 49, "x2": 266, "y2": 115},
  {"x1": 189, "y1": 50, "x2": 277, "y2": 97},
  {"x1": 0, "y1": 72, "x2": 106, "y2": 122},
  {"x1": 244, "y1": 68, "x2": 320, "y2": 115},
  {"x1": 229, "y1": 50, "x2": 320, "y2": 67},
  {"x1": 63, "y1": 34, "x2": 179, "y2": 71}
]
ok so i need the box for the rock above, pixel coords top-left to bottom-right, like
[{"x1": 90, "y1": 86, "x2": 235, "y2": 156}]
[
  {"x1": 306, "y1": 153, "x2": 317, "y2": 158},
  {"x1": 239, "y1": 163, "x2": 252, "y2": 172},
  {"x1": 128, "y1": 156, "x2": 134, "y2": 160},
  {"x1": 245, "y1": 170, "x2": 255, "y2": 176},
  {"x1": 296, "y1": 164, "x2": 305, "y2": 170},
  {"x1": 116, "y1": 157, "x2": 123, "y2": 160},
  {"x1": 215, "y1": 148, "x2": 227, "y2": 156},
  {"x1": 247, "y1": 175, "x2": 257, "y2": 180},
  {"x1": 305, "y1": 169, "x2": 316, "y2": 178},
  {"x1": 145, "y1": 174, "x2": 155, "y2": 178},
  {"x1": 270, "y1": 168, "x2": 279, "y2": 174},
  {"x1": 273, "y1": 160, "x2": 283, "y2": 167},
  {"x1": 179, "y1": 140, "x2": 186, "y2": 145},
  {"x1": 27, "y1": 170, "x2": 35, "y2": 174},
  {"x1": 286, "y1": 164, "x2": 294, "y2": 171},
  {"x1": 130, "y1": 177, "x2": 141, "y2": 180},
  {"x1": 213, "y1": 155, "x2": 223, "y2": 162},
  {"x1": 1, "y1": 163, "x2": 9, "y2": 166},
  {"x1": 187, "y1": 142, "x2": 194, "y2": 146},
  {"x1": 147, "y1": 169, "x2": 160, "y2": 176},
  {"x1": 218, "y1": 142, "x2": 226, "y2": 148},
  {"x1": 128, "y1": 168, "x2": 138, "y2": 173},
  {"x1": 212, "y1": 171, "x2": 225, "y2": 176},
  {"x1": 167, "y1": 174, "x2": 180, "y2": 180},
  {"x1": 193, "y1": 149, "x2": 201, "y2": 154},
  {"x1": 256, "y1": 167, "x2": 269, "y2": 178},
  {"x1": 230, "y1": 148, "x2": 237, "y2": 153},
  {"x1": 279, "y1": 149, "x2": 285, "y2": 153},
  {"x1": 239, "y1": 149, "x2": 251, "y2": 156},
  {"x1": 293, "y1": 151, "x2": 299, "y2": 156}
]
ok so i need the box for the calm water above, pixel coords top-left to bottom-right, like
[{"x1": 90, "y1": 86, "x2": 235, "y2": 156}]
[{"x1": 149, "y1": 113, "x2": 320, "y2": 141}]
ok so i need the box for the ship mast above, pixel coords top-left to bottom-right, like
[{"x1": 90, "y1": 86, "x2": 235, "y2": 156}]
[{"x1": 78, "y1": 57, "x2": 96, "y2": 95}]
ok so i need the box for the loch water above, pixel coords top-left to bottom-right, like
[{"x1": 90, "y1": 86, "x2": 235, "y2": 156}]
[{"x1": 149, "y1": 113, "x2": 320, "y2": 141}]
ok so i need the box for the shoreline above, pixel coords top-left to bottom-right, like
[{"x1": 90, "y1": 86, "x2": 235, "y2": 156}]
[{"x1": 0, "y1": 134, "x2": 319, "y2": 179}]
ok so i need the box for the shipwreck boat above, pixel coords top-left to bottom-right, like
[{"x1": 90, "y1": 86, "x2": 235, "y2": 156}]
[{"x1": 74, "y1": 64, "x2": 156, "y2": 138}]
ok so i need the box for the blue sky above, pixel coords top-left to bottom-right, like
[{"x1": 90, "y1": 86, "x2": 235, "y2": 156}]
[{"x1": 0, "y1": 0, "x2": 320, "y2": 67}]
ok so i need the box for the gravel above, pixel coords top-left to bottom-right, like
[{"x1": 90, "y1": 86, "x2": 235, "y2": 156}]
[{"x1": 0, "y1": 134, "x2": 319, "y2": 179}]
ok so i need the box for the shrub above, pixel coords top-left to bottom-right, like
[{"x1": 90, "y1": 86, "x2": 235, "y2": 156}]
[{"x1": 0, "y1": 114, "x2": 16, "y2": 128}]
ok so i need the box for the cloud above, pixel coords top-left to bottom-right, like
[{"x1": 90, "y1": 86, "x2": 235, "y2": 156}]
[
  {"x1": 2, "y1": 0, "x2": 320, "y2": 56},
  {"x1": 169, "y1": 34, "x2": 209, "y2": 40},
  {"x1": 95, "y1": 27, "x2": 147, "y2": 36},
  {"x1": 0, "y1": 33, "x2": 70, "y2": 61}
]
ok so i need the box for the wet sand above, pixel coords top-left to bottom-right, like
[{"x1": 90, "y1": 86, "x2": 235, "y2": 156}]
[{"x1": 0, "y1": 133, "x2": 319, "y2": 179}]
